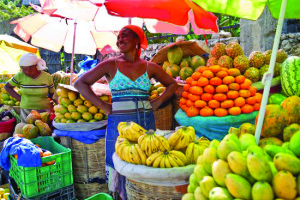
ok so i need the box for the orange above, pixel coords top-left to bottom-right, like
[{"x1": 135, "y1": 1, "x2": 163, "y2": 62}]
[
  {"x1": 216, "y1": 85, "x2": 229, "y2": 93},
  {"x1": 221, "y1": 100, "x2": 234, "y2": 109},
  {"x1": 199, "y1": 106, "x2": 214, "y2": 117},
  {"x1": 235, "y1": 75, "x2": 246, "y2": 84},
  {"x1": 180, "y1": 98, "x2": 187, "y2": 105},
  {"x1": 209, "y1": 65, "x2": 221, "y2": 73},
  {"x1": 246, "y1": 96, "x2": 256, "y2": 105},
  {"x1": 254, "y1": 93, "x2": 262, "y2": 103},
  {"x1": 197, "y1": 66, "x2": 209, "y2": 73},
  {"x1": 222, "y1": 76, "x2": 235, "y2": 85},
  {"x1": 228, "y1": 107, "x2": 242, "y2": 115},
  {"x1": 241, "y1": 104, "x2": 254, "y2": 114},
  {"x1": 197, "y1": 77, "x2": 209, "y2": 87},
  {"x1": 216, "y1": 71, "x2": 228, "y2": 78},
  {"x1": 186, "y1": 77, "x2": 193, "y2": 84},
  {"x1": 253, "y1": 103, "x2": 261, "y2": 111},
  {"x1": 183, "y1": 84, "x2": 191, "y2": 92},
  {"x1": 234, "y1": 97, "x2": 246, "y2": 107},
  {"x1": 240, "y1": 82, "x2": 250, "y2": 90},
  {"x1": 182, "y1": 91, "x2": 189, "y2": 98},
  {"x1": 195, "y1": 100, "x2": 207, "y2": 108},
  {"x1": 192, "y1": 71, "x2": 201, "y2": 81},
  {"x1": 239, "y1": 90, "x2": 251, "y2": 98},
  {"x1": 189, "y1": 86, "x2": 203, "y2": 96},
  {"x1": 227, "y1": 68, "x2": 241, "y2": 77},
  {"x1": 208, "y1": 100, "x2": 220, "y2": 109},
  {"x1": 186, "y1": 106, "x2": 199, "y2": 117},
  {"x1": 203, "y1": 85, "x2": 215, "y2": 94},
  {"x1": 249, "y1": 86, "x2": 257, "y2": 96},
  {"x1": 227, "y1": 91, "x2": 239, "y2": 99},
  {"x1": 210, "y1": 77, "x2": 223, "y2": 86},
  {"x1": 214, "y1": 108, "x2": 228, "y2": 117},
  {"x1": 228, "y1": 83, "x2": 240, "y2": 91},
  {"x1": 244, "y1": 78, "x2": 252, "y2": 85},
  {"x1": 213, "y1": 93, "x2": 227, "y2": 102},
  {"x1": 201, "y1": 93, "x2": 213, "y2": 101},
  {"x1": 188, "y1": 93, "x2": 201, "y2": 102},
  {"x1": 191, "y1": 80, "x2": 198, "y2": 86},
  {"x1": 186, "y1": 99, "x2": 194, "y2": 107},
  {"x1": 202, "y1": 70, "x2": 214, "y2": 79}
]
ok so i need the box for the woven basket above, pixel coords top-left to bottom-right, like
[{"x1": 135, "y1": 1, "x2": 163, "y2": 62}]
[
  {"x1": 172, "y1": 83, "x2": 184, "y2": 128},
  {"x1": 60, "y1": 137, "x2": 106, "y2": 183},
  {"x1": 154, "y1": 103, "x2": 172, "y2": 130},
  {"x1": 126, "y1": 179, "x2": 183, "y2": 200},
  {"x1": 74, "y1": 182, "x2": 108, "y2": 200}
]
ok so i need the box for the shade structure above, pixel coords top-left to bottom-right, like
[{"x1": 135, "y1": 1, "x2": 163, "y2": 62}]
[
  {"x1": 0, "y1": 35, "x2": 40, "y2": 74},
  {"x1": 192, "y1": 0, "x2": 300, "y2": 143}
]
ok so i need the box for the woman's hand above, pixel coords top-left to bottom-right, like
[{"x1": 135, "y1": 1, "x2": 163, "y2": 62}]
[
  {"x1": 150, "y1": 98, "x2": 161, "y2": 111},
  {"x1": 101, "y1": 101, "x2": 112, "y2": 115}
]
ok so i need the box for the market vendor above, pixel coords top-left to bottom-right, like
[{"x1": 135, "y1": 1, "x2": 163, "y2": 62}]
[
  {"x1": 74, "y1": 25, "x2": 178, "y2": 199},
  {"x1": 4, "y1": 53, "x2": 56, "y2": 123}
]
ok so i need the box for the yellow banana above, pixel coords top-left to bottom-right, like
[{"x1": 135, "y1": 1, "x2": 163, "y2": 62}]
[
  {"x1": 138, "y1": 134, "x2": 147, "y2": 146},
  {"x1": 152, "y1": 154, "x2": 164, "y2": 168},
  {"x1": 140, "y1": 136, "x2": 148, "y2": 151},
  {"x1": 122, "y1": 145, "x2": 130, "y2": 162},
  {"x1": 164, "y1": 155, "x2": 172, "y2": 168},
  {"x1": 145, "y1": 136, "x2": 153, "y2": 156},
  {"x1": 168, "y1": 130, "x2": 182, "y2": 147},
  {"x1": 169, "y1": 153, "x2": 185, "y2": 167},
  {"x1": 131, "y1": 145, "x2": 141, "y2": 164},
  {"x1": 128, "y1": 145, "x2": 135, "y2": 163},
  {"x1": 116, "y1": 142, "x2": 128, "y2": 158},
  {"x1": 117, "y1": 122, "x2": 127, "y2": 135},
  {"x1": 146, "y1": 151, "x2": 163, "y2": 166},
  {"x1": 152, "y1": 136, "x2": 160, "y2": 152},
  {"x1": 167, "y1": 154, "x2": 179, "y2": 167},
  {"x1": 135, "y1": 144, "x2": 147, "y2": 165},
  {"x1": 193, "y1": 145, "x2": 201, "y2": 164},
  {"x1": 174, "y1": 134, "x2": 188, "y2": 150},
  {"x1": 126, "y1": 127, "x2": 142, "y2": 142},
  {"x1": 155, "y1": 135, "x2": 170, "y2": 151},
  {"x1": 170, "y1": 150, "x2": 188, "y2": 165},
  {"x1": 185, "y1": 143, "x2": 195, "y2": 164},
  {"x1": 129, "y1": 122, "x2": 147, "y2": 134},
  {"x1": 159, "y1": 155, "x2": 166, "y2": 168}
]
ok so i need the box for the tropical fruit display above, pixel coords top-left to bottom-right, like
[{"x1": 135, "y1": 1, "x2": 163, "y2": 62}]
[
  {"x1": 149, "y1": 82, "x2": 166, "y2": 101},
  {"x1": 179, "y1": 65, "x2": 262, "y2": 117},
  {"x1": 183, "y1": 131, "x2": 300, "y2": 200},
  {"x1": 115, "y1": 125, "x2": 210, "y2": 168},
  {"x1": 54, "y1": 87, "x2": 110, "y2": 123},
  {"x1": 0, "y1": 83, "x2": 20, "y2": 106},
  {"x1": 0, "y1": 74, "x2": 14, "y2": 82},
  {"x1": 280, "y1": 56, "x2": 300, "y2": 96},
  {"x1": 162, "y1": 45, "x2": 206, "y2": 81},
  {"x1": 0, "y1": 187, "x2": 10, "y2": 200},
  {"x1": 51, "y1": 71, "x2": 78, "y2": 88},
  {"x1": 13, "y1": 110, "x2": 52, "y2": 139}
]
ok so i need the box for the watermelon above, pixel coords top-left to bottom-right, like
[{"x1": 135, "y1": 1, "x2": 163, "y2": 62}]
[
  {"x1": 166, "y1": 64, "x2": 180, "y2": 78},
  {"x1": 179, "y1": 67, "x2": 193, "y2": 80},
  {"x1": 281, "y1": 56, "x2": 300, "y2": 96}
]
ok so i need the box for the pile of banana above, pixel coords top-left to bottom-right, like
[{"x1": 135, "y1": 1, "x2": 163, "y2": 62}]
[{"x1": 115, "y1": 123, "x2": 211, "y2": 168}]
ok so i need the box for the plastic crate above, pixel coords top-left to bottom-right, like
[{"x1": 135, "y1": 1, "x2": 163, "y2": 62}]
[
  {"x1": 9, "y1": 178, "x2": 76, "y2": 200},
  {"x1": 85, "y1": 193, "x2": 113, "y2": 200},
  {"x1": 9, "y1": 137, "x2": 73, "y2": 198}
]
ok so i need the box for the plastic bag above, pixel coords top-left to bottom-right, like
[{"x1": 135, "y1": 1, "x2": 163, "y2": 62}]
[
  {"x1": 77, "y1": 56, "x2": 98, "y2": 77},
  {"x1": 175, "y1": 109, "x2": 258, "y2": 141}
]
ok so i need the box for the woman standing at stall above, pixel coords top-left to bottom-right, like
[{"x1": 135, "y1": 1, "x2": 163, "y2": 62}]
[
  {"x1": 4, "y1": 53, "x2": 56, "y2": 122},
  {"x1": 74, "y1": 25, "x2": 178, "y2": 199}
]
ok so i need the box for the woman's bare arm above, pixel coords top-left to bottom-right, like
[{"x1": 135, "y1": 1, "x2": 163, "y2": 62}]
[{"x1": 4, "y1": 83, "x2": 21, "y2": 102}]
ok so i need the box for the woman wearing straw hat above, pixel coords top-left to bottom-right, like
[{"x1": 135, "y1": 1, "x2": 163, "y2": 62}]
[
  {"x1": 4, "y1": 53, "x2": 56, "y2": 123},
  {"x1": 75, "y1": 25, "x2": 178, "y2": 199}
]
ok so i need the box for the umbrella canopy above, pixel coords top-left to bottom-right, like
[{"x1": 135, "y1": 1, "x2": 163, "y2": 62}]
[{"x1": 0, "y1": 35, "x2": 40, "y2": 74}]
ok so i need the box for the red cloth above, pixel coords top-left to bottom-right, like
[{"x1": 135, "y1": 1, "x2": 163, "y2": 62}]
[{"x1": 123, "y1": 25, "x2": 148, "y2": 57}]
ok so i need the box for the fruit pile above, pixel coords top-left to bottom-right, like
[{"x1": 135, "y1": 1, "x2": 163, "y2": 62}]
[
  {"x1": 0, "y1": 84, "x2": 20, "y2": 106},
  {"x1": 13, "y1": 110, "x2": 52, "y2": 139},
  {"x1": 281, "y1": 56, "x2": 300, "y2": 97},
  {"x1": 162, "y1": 45, "x2": 206, "y2": 81},
  {"x1": 179, "y1": 65, "x2": 262, "y2": 117},
  {"x1": 51, "y1": 71, "x2": 79, "y2": 88},
  {"x1": 54, "y1": 87, "x2": 109, "y2": 123},
  {"x1": 183, "y1": 128, "x2": 300, "y2": 200},
  {"x1": 208, "y1": 42, "x2": 288, "y2": 83},
  {"x1": 149, "y1": 82, "x2": 166, "y2": 101},
  {"x1": 115, "y1": 123, "x2": 210, "y2": 168},
  {"x1": 0, "y1": 74, "x2": 14, "y2": 83},
  {"x1": 0, "y1": 187, "x2": 10, "y2": 200}
]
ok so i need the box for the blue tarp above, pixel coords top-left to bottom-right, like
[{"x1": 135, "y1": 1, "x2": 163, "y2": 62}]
[
  {"x1": 175, "y1": 109, "x2": 258, "y2": 141},
  {"x1": 54, "y1": 128, "x2": 106, "y2": 144},
  {"x1": 0, "y1": 137, "x2": 41, "y2": 170}
]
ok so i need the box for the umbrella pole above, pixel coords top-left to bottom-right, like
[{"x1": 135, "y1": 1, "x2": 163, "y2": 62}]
[
  {"x1": 70, "y1": 21, "x2": 77, "y2": 85},
  {"x1": 254, "y1": 0, "x2": 287, "y2": 144}
]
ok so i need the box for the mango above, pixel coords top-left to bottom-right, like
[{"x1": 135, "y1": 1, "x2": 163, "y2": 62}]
[
  {"x1": 84, "y1": 100, "x2": 93, "y2": 108},
  {"x1": 289, "y1": 130, "x2": 300, "y2": 156},
  {"x1": 228, "y1": 127, "x2": 240, "y2": 137},
  {"x1": 67, "y1": 104, "x2": 77, "y2": 113},
  {"x1": 82, "y1": 112, "x2": 93, "y2": 121},
  {"x1": 225, "y1": 174, "x2": 252, "y2": 200},
  {"x1": 209, "y1": 140, "x2": 220, "y2": 149},
  {"x1": 189, "y1": 174, "x2": 199, "y2": 186},
  {"x1": 66, "y1": 119, "x2": 75, "y2": 123},
  {"x1": 209, "y1": 187, "x2": 233, "y2": 200},
  {"x1": 197, "y1": 155, "x2": 204, "y2": 165},
  {"x1": 194, "y1": 186, "x2": 208, "y2": 200},
  {"x1": 182, "y1": 193, "x2": 195, "y2": 200},
  {"x1": 200, "y1": 176, "x2": 218, "y2": 198},
  {"x1": 239, "y1": 134, "x2": 256, "y2": 151},
  {"x1": 273, "y1": 170, "x2": 297, "y2": 200},
  {"x1": 60, "y1": 88, "x2": 69, "y2": 97},
  {"x1": 273, "y1": 152, "x2": 300, "y2": 175},
  {"x1": 283, "y1": 123, "x2": 300, "y2": 142},
  {"x1": 77, "y1": 119, "x2": 86, "y2": 123},
  {"x1": 258, "y1": 137, "x2": 283, "y2": 148},
  {"x1": 71, "y1": 112, "x2": 81, "y2": 120},
  {"x1": 252, "y1": 181, "x2": 274, "y2": 200},
  {"x1": 212, "y1": 159, "x2": 232, "y2": 186},
  {"x1": 64, "y1": 112, "x2": 72, "y2": 120},
  {"x1": 188, "y1": 183, "x2": 198, "y2": 193},
  {"x1": 223, "y1": 134, "x2": 241, "y2": 149},
  {"x1": 268, "y1": 162, "x2": 278, "y2": 177},
  {"x1": 61, "y1": 97, "x2": 72, "y2": 107},
  {"x1": 282, "y1": 142, "x2": 290, "y2": 149},
  {"x1": 77, "y1": 105, "x2": 88, "y2": 113},
  {"x1": 194, "y1": 165, "x2": 210, "y2": 183},
  {"x1": 239, "y1": 123, "x2": 255, "y2": 136},
  {"x1": 264, "y1": 145, "x2": 295, "y2": 158},
  {"x1": 217, "y1": 138, "x2": 241, "y2": 161},
  {"x1": 202, "y1": 147, "x2": 218, "y2": 174},
  {"x1": 73, "y1": 98, "x2": 83, "y2": 106},
  {"x1": 297, "y1": 174, "x2": 300, "y2": 194},
  {"x1": 247, "y1": 150, "x2": 272, "y2": 182},
  {"x1": 68, "y1": 91, "x2": 77, "y2": 101}
]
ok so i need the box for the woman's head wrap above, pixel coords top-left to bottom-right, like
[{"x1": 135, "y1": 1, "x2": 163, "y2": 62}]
[
  {"x1": 19, "y1": 53, "x2": 47, "y2": 71},
  {"x1": 123, "y1": 25, "x2": 148, "y2": 57}
]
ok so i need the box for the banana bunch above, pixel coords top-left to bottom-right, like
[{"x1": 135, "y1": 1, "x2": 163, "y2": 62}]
[
  {"x1": 168, "y1": 126, "x2": 196, "y2": 150},
  {"x1": 118, "y1": 122, "x2": 147, "y2": 142},
  {"x1": 146, "y1": 150, "x2": 188, "y2": 168},
  {"x1": 138, "y1": 130, "x2": 170, "y2": 156},
  {"x1": 115, "y1": 137, "x2": 147, "y2": 165}
]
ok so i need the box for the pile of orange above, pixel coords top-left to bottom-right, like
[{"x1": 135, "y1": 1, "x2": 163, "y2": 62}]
[{"x1": 179, "y1": 65, "x2": 262, "y2": 117}]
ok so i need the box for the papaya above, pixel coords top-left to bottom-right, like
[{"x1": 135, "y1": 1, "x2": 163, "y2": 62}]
[
  {"x1": 252, "y1": 181, "x2": 274, "y2": 200},
  {"x1": 283, "y1": 123, "x2": 300, "y2": 142},
  {"x1": 190, "y1": 55, "x2": 206, "y2": 71},
  {"x1": 258, "y1": 137, "x2": 283, "y2": 148},
  {"x1": 167, "y1": 45, "x2": 183, "y2": 65},
  {"x1": 194, "y1": 165, "x2": 210, "y2": 183},
  {"x1": 200, "y1": 176, "x2": 218, "y2": 198},
  {"x1": 182, "y1": 193, "x2": 195, "y2": 200},
  {"x1": 14, "y1": 123, "x2": 27, "y2": 134},
  {"x1": 26, "y1": 110, "x2": 41, "y2": 124},
  {"x1": 273, "y1": 170, "x2": 297, "y2": 200},
  {"x1": 247, "y1": 150, "x2": 272, "y2": 182},
  {"x1": 225, "y1": 173, "x2": 252, "y2": 200},
  {"x1": 217, "y1": 137, "x2": 241, "y2": 161},
  {"x1": 239, "y1": 134, "x2": 256, "y2": 151},
  {"x1": 194, "y1": 186, "x2": 208, "y2": 200},
  {"x1": 162, "y1": 61, "x2": 171, "y2": 71},
  {"x1": 209, "y1": 187, "x2": 233, "y2": 200},
  {"x1": 263, "y1": 145, "x2": 295, "y2": 158},
  {"x1": 180, "y1": 58, "x2": 190, "y2": 68},
  {"x1": 202, "y1": 147, "x2": 218, "y2": 174},
  {"x1": 22, "y1": 124, "x2": 38, "y2": 139},
  {"x1": 281, "y1": 96, "x2": 300, "y2": 124},
  {"x1": 289, "y1": 130, "x2": 300, "y2": 156},
  {"x1": 35, "y1": 120, "x2": 53, "y2": 136},
  {"x1": 212, "y1": 159, "x2": 232, "y2": 187},
  {"x1": 40, "y1": 112, "x2": 50, "y2": 124},
  {"x1": 273, "y1": 152, "x2": 300, "y2": 175}
]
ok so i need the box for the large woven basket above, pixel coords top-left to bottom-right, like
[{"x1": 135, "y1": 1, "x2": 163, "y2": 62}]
[
  {"x1": 74, "y1": 182, "x2": 108, "y2": 200},
  {"x1": 154, "y1": 103, "x2": 173, "y2": 130},
  {"x1": 172, "y1": 83, "x2": 184, "y2": 128},
  {"x1": 126, "y1": 179, "x2": 183, "y2": 200},
  {"x1": 60, "y1": 137, "x2": 106, "y2": 183}
]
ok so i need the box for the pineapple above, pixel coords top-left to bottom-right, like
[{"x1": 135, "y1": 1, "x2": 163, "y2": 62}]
[
  {"x1": 249, "y1": 51, "x2": 265, "y2": 68},
  {"x1": 206, "y1": 57, "x2": 218, "y2": 67},
  {"x1": 218, "y1": 55, "x2": 233, "y2": 68},
  {"x1": 259, "y1": 64, "x2": 269, "y2": 81},
  {"x1": 225, "y1": 42, "x2": 243, "y2": 58},
  {"x1": 276, "y1": 49, "x2": 288, "y2": 63},
  {"x1": 244, "y1": 67, "x2": 260, "y2": 83},
  {"x1": 211, "y1": 43, "x2": 226, "y2": 59},
  {"x1": 263, "y1": 50, "x2": 272, "y2": 64},
  {"x1": 234, "y1": 55, "x2": 249, "y2": 73}
]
